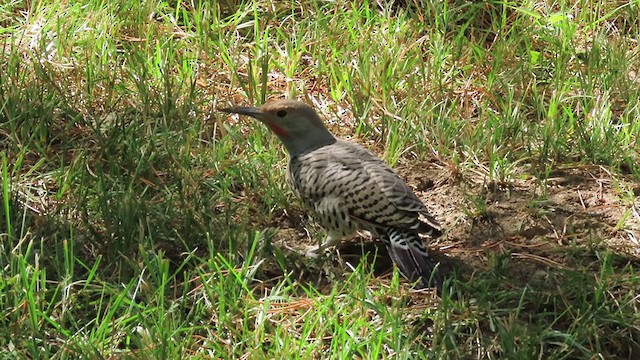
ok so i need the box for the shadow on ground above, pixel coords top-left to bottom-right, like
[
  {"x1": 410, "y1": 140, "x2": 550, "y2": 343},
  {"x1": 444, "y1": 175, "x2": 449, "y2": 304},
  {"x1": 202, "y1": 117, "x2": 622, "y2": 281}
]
[{"x1": 266, "y1": 160, "x2": 640, "y2": 291}]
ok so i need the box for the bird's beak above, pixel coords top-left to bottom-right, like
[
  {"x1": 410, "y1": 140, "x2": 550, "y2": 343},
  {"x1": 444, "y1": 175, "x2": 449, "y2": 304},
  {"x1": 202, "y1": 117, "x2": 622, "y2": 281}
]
[{"x1": 219, "y1": 106, "x2": 266, "y2": 121}]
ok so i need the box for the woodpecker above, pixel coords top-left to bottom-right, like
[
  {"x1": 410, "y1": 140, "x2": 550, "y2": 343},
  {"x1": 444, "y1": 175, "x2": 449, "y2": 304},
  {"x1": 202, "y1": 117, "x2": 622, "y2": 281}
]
[{"x1": 221, "y1": 100, "x2": 443, "y2": 290}]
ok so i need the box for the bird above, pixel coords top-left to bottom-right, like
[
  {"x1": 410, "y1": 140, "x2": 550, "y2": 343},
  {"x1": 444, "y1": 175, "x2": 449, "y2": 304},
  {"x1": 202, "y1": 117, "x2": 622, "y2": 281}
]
[{"x1": 220, "y1": 99, "x2": 444, "y2": 291}]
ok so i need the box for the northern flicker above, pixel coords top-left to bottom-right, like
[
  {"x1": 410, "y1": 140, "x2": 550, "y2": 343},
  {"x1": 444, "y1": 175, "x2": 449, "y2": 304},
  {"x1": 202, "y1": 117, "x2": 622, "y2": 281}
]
[{"x1": 221, "y1": 99, "x2": 443, "y2": 290}]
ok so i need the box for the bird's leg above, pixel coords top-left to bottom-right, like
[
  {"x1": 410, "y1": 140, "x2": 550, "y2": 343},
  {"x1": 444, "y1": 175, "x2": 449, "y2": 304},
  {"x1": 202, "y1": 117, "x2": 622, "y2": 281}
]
[{"x1": 305, "y1": 233, "x2": 340, "y2": 258}]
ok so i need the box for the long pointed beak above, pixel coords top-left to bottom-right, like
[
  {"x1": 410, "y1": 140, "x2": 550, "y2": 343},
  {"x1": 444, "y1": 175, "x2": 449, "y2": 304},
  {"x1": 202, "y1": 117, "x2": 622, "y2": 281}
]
[{"x1": 219, "y1": 106, "x2": 265, "y2": 121}]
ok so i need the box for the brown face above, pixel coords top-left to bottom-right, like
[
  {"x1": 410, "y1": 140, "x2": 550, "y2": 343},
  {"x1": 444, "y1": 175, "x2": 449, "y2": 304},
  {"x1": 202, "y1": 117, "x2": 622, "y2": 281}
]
[
  {"x1": 219, "y1": 104, "x2": 291, "y2": 138},
  {"x1": 220, "y1": 100, "x2": 335, "y2": 155},
  {"x1": 220, "y1": 100, "x2": 322, "y2": 138}
]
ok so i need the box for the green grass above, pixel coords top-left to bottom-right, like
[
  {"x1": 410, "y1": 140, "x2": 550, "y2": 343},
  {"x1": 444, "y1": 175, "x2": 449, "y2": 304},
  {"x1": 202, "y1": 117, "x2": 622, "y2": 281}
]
[{"x1": 1, "y1": 0, "x2": 639, "y2": 358}]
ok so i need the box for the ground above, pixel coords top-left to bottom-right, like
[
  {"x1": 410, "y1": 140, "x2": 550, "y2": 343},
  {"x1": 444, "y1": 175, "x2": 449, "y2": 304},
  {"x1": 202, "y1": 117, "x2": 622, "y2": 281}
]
[
  {"x1": 266, "y1": 156, "x2": 639, "y2": 295},
  {"x1": 2, "y1": 1, "x2": 639, "y2": 358}
]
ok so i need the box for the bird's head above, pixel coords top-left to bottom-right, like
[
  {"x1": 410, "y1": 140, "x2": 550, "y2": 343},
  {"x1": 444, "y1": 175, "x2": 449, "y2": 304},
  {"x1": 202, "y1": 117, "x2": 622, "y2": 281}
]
[{"x1": 220, "y1": 99, "x2": 336, "y2": 155}]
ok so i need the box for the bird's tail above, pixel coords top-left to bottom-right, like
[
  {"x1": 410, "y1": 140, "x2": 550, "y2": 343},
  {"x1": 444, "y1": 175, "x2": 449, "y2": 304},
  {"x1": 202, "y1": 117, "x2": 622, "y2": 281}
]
[{"x1": 383, "y1": 228, "x2": 442, "y2": 292}]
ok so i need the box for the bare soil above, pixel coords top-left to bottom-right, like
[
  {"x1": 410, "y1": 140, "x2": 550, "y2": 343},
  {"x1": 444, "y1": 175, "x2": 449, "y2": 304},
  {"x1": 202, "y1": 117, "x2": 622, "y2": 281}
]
[{"x1": 267, "y1": 160, "x2": 640, "y2": 289}]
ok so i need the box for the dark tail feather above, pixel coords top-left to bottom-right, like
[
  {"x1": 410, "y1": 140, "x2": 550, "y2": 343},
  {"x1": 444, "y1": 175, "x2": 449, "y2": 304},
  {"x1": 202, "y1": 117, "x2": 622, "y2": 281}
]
[
  {"x1": 384, "y1": 228, "x2": 443, "y2": 292},
  {"x1": 418, "y1": 212, "x2": 443, "y2": 238}
]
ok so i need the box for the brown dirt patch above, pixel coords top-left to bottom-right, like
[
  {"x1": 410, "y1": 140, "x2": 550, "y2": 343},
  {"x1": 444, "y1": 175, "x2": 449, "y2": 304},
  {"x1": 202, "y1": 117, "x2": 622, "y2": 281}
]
[{"x1": 267, "y1": 161, "x2": 640, "y2": 287}]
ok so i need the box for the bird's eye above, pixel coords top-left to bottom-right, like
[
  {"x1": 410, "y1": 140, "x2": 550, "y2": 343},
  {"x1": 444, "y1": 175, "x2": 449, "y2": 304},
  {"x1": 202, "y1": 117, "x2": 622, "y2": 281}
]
[{"x1": 276, "y1": 110, "x2": 287, "y2": 117}]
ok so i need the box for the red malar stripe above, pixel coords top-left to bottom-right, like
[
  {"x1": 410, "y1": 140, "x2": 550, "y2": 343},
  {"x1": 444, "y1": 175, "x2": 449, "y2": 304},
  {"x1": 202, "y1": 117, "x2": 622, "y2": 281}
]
[{"x1": 267, "y1": 122, "x2": 289, "y2": 137}]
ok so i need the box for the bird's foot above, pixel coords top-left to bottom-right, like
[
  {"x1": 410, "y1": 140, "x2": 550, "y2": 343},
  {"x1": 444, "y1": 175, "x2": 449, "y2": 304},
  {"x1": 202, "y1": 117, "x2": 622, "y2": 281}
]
[
  {"x1": 304, "y1": 245, "x2": 323, "y2": 258},
  {"x1": 303, "y1": 234, "x2": 340, "y2": 258}
]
